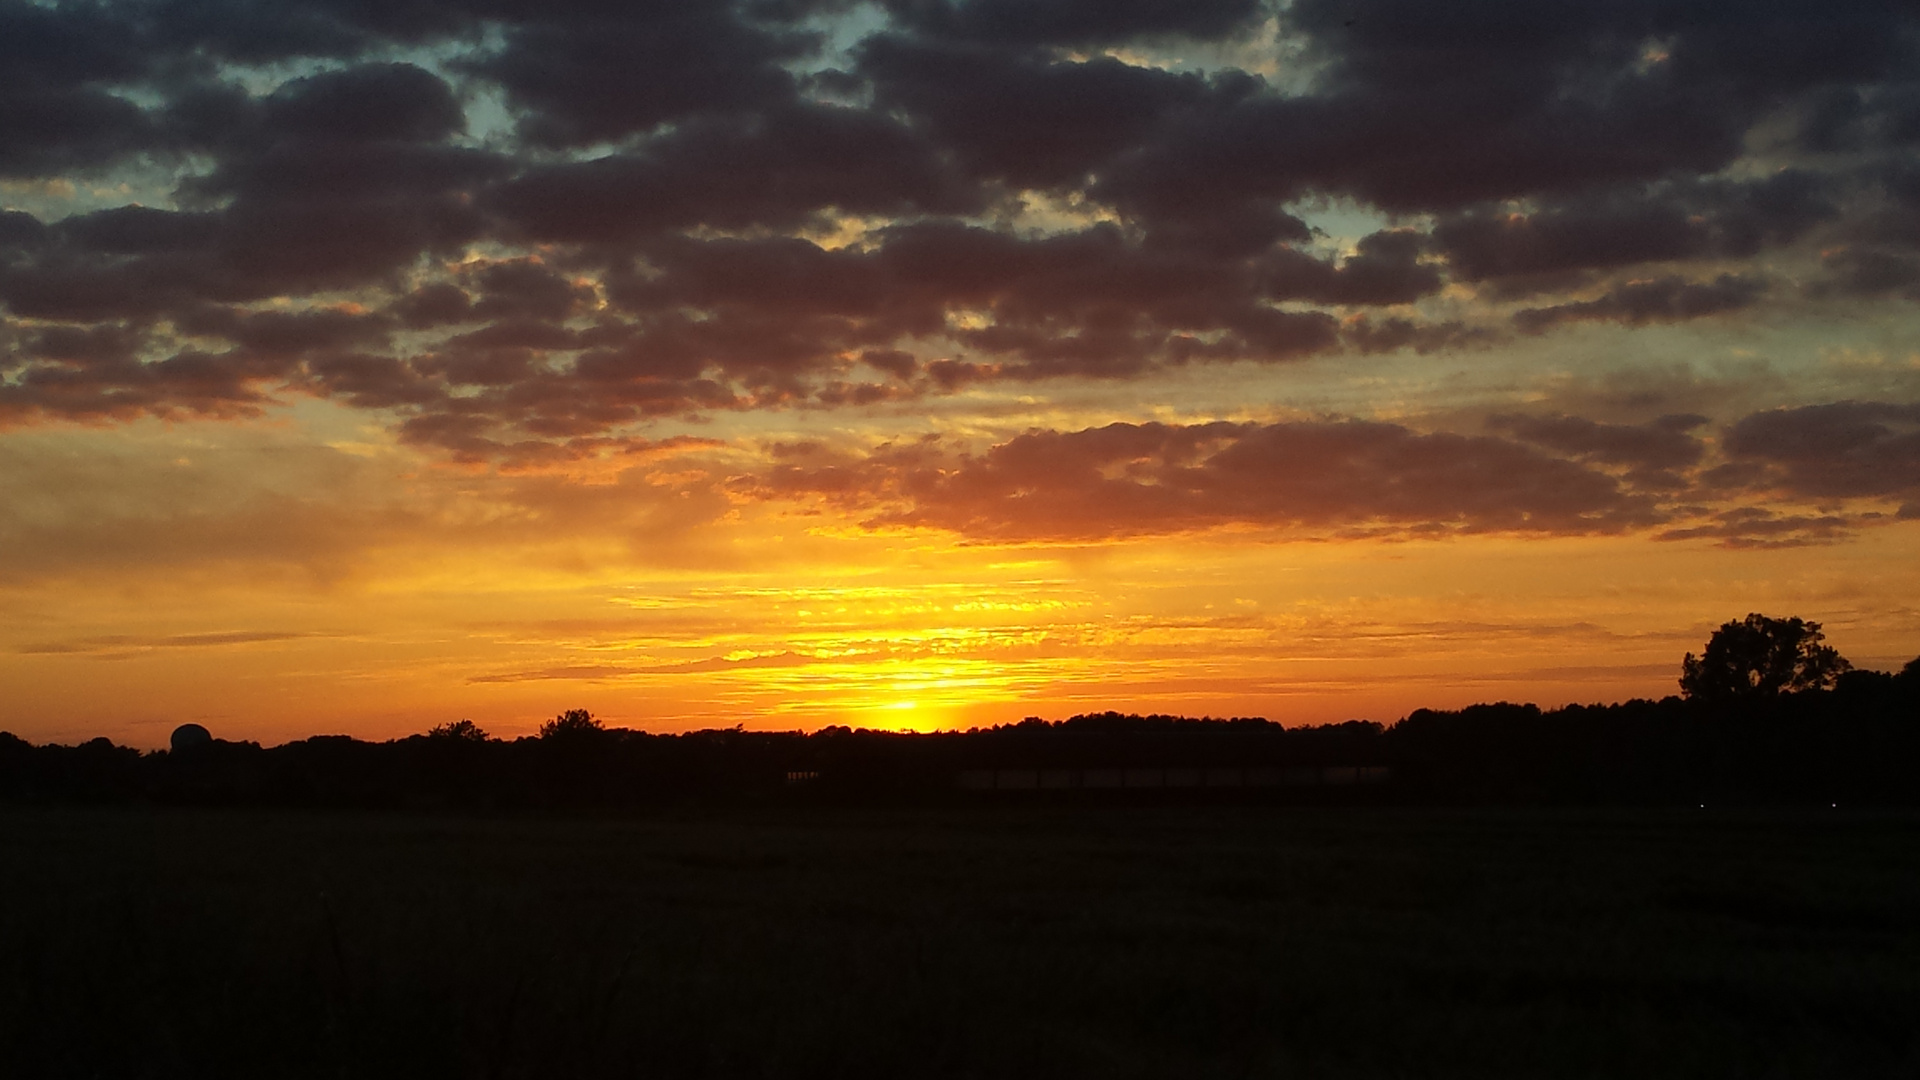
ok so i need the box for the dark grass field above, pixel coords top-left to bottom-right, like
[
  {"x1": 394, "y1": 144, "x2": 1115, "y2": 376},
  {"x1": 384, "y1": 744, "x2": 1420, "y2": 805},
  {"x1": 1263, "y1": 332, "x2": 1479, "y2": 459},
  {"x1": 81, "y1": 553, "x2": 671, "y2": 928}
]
[{"x1": 4, "y1": 805, "x2": 1916, "y2": 1078}]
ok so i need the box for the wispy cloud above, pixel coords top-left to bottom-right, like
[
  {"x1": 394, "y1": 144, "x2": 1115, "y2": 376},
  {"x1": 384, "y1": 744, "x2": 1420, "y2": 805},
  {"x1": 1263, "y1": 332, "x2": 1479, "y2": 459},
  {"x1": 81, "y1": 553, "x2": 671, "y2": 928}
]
[{"x1": 19, "y1": 630, "x2": 328, "y2": 657}]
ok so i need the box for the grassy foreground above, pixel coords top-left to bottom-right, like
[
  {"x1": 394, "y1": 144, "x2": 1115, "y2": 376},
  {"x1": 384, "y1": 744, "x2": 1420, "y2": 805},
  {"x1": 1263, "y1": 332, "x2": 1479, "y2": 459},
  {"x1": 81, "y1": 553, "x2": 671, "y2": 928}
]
[{"x1": 3, "y1": 805, "x2": 1916, "y2": 1078}]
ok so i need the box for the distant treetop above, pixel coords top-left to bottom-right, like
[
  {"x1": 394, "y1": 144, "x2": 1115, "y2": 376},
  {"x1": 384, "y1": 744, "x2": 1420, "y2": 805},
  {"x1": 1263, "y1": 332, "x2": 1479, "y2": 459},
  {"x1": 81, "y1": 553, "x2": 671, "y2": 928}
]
[
  {"x1": 539, "y1": 709, "x2": 605, "y2": 740},
  {"x1": 1680, "y1": 613, "x2": 1851, "y2": 700},
  {"x1": 427, "y1": 719, "x2": 490, "y2": 742}
]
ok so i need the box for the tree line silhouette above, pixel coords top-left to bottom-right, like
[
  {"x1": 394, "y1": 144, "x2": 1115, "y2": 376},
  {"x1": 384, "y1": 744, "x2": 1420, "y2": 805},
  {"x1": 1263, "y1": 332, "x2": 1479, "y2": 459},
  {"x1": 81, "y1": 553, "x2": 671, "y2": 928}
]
[{"x1": 4, "y1": 615, "x2": 1916, "y2": 808}]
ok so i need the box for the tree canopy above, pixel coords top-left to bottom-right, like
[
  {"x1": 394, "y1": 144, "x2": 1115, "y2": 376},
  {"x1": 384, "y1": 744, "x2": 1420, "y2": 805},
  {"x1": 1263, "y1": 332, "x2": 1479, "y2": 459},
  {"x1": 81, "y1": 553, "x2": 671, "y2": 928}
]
[
  {"x1": 539, "y1": 709, "x2": 605, "y2": 740},
  {"x1": 427, "y1": 719, "x2": 489, "y2": 742},
  {"x1": 1680, "y1": 613, "x2": 1851, "y2": 700}
]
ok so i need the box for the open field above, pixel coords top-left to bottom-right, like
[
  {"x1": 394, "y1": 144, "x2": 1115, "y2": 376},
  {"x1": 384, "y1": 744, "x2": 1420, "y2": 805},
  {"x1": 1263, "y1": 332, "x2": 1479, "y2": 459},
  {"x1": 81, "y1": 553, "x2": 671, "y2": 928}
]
[{"x1": 4, "y1": 806, "x2": 1916, "y2": 1078}]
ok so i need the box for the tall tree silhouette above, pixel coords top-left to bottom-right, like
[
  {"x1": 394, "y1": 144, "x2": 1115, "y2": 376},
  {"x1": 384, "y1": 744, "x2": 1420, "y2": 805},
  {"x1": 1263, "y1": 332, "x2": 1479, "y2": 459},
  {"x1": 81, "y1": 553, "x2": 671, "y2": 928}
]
[{"x1": 1680, "y1": 614, "x2": 1850, "y2": 700}]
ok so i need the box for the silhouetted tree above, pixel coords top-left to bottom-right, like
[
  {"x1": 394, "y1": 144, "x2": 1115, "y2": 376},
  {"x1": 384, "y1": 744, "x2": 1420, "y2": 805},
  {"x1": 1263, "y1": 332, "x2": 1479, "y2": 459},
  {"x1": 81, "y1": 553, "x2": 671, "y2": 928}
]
[
  {"x1": 1680, "y1": 613, "x2": 1851, "y2": 700},
  {"x1": 427, "y1": 718, "x2": 490, "y2": 741},
  {"x1": 539, "y1": 709, "x2": 604, "y2": 740}
]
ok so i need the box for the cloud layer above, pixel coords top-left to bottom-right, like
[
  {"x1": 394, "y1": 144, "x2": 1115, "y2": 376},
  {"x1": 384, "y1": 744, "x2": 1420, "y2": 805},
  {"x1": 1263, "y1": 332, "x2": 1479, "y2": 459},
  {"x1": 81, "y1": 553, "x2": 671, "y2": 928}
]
[
  {"x1": 739, "y1": 405, "x2": 1918, "y2": 547},
  {"x1": 0, "y1": 0, "x2": 1915, "y2": 567},
  {"x1": 0, "y1": 0, "x2": 1913, "y2": 450}
]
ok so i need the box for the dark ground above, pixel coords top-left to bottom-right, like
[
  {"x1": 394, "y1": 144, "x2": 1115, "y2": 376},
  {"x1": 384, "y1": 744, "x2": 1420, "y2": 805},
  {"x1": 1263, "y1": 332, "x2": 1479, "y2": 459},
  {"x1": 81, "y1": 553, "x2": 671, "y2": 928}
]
[{"x1": 3, "y1": 805, "x2": 1916, "y2": 1079}]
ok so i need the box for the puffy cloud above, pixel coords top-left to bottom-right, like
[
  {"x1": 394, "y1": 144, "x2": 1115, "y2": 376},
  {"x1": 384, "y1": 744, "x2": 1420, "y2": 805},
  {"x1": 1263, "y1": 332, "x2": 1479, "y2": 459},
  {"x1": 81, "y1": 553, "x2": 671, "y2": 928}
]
[
  {"x1": 0, "y1": 0, "x2": 1912, "y2": 460},
  {"x1": 470, "y1": 9, "x2": 810, "y2": 148},
  {"x1": 491, "y1": 102, "x2": 972, "y2": 244},
  {"x1": 856, "y1": 36, "x2": 1234, "y2": 192},
  {"x1": 1263, "y1": 229, "x2": 1443, "y2": 306},
  {"x1": 1719, "y1": 401, "x2": 1920, "y2": 500},
  {"x1": 1435, "y1": 172, "x2": 1836, "y2": 290},
  {"x1": 263, "y1": 62, "x2": 466, "y2": 145},
  {"x1": 0, "y1": 1, "x2": 157, "y2": 178},
  {"x1": 1487, "y1": 413, "x2": 1708, "y2": 471}
]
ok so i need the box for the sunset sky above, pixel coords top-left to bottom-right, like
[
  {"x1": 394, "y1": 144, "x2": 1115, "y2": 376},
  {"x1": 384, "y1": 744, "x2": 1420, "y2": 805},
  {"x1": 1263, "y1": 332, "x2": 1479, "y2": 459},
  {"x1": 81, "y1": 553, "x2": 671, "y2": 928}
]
[{"x1": 4, "y1": 0, "x2": 1919, "y2": 745}]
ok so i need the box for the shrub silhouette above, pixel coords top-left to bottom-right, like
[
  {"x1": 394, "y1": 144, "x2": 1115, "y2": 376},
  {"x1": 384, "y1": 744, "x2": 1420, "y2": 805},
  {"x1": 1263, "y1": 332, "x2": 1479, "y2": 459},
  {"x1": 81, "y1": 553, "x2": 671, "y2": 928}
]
[
  {"x1": 170, "y1": 723, "x2": 213, "y2": 753},
  {"x1": 1680, "y1": 613, "x2": 1851, "y2": 700}
]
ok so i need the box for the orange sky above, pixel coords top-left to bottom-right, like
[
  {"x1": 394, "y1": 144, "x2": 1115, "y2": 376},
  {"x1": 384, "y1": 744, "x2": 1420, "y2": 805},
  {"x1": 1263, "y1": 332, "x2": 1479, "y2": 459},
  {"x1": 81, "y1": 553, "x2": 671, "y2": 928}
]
[
  {"x1": 4, "y1": 2, "x2": 1920, "y2": 745},
  {"x1": 5, "y1": 389, "x2": 1917, "y2": 747}
]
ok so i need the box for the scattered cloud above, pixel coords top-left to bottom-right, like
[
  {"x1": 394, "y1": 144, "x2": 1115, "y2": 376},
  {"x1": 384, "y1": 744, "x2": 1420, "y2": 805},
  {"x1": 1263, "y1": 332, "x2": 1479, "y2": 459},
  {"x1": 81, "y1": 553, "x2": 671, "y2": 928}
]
[
  {"x1": 18, "y1": 630, "x2": 328, "y2": 657},
  {"x1": 1717, "y1": 401, "x2": 1920, "y2": 500},
  {"x1": 0, "y1": 0, "x2": 1910, "y2": 460}
]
